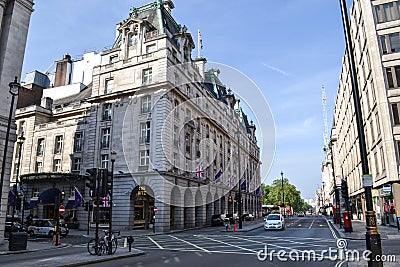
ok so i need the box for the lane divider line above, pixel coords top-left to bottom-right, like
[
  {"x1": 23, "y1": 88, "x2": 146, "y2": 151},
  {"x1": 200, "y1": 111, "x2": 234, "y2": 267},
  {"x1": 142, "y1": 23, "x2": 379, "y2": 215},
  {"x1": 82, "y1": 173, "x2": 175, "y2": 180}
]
[
  {"x1": 169, "y1": 235, "x2": 210, "y2": 253},
  {"x1": 147, "y1": 236, "x2": 164, "y2": 249}
]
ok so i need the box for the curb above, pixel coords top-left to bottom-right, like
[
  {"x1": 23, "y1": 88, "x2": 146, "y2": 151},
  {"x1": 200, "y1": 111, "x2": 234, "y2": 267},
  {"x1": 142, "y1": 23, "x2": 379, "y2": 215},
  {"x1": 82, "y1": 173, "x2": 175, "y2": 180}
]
[
  {"x1": 0, "y1": 242, "x2": 70, "y2": 255},
  {"x1": 326, "y1": 219, "x2": 365, "y2": 241},
  {"x1": 60, "y1": 251, "x2": 146, "y2": 267}
]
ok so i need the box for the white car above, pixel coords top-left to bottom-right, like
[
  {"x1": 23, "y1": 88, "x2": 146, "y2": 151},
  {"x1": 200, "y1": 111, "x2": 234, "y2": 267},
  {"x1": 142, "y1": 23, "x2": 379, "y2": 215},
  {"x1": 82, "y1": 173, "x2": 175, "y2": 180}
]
[
  {"x1": 28, "y1": 219, "x2": 69, "y2": 237},
  {"x1": 264, "y1": 214, "x2": 285, "y2": 230}
]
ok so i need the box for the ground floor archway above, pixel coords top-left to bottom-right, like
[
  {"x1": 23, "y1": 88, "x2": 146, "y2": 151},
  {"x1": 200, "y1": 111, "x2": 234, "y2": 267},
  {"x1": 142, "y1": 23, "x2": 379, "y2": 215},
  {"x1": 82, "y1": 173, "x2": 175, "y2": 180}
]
[{"x1": 130, "y1": 185, "x2": 155, "y2": 230}]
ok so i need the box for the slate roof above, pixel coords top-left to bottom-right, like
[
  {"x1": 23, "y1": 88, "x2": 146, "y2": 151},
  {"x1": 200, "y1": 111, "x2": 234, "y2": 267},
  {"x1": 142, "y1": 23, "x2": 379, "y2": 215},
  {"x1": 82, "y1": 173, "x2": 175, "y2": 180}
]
[{"x1": 52, "y1": 84, "x2": 92, "y2": 107}]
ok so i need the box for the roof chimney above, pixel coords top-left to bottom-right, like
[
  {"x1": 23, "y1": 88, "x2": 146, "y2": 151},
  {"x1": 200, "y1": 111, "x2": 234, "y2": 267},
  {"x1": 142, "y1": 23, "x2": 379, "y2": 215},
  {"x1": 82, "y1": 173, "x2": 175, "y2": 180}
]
[{"x1": 54, "y1": 54, "x2": 72, "y2": 87}]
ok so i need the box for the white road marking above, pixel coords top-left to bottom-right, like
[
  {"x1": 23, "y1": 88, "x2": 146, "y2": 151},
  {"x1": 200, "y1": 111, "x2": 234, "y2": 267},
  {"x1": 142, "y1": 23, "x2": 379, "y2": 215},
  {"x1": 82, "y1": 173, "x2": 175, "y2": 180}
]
[
  {"x1": 197, "y1": 235, "x2": 258, "y2": 253},
  {"x1": 147, "y1": 236, "x2": 164, "y2": 249},
  {"x1": 309, "y1": 219, "x2": 315, "y2": 229},
  {"x1": 169, "y1": 235, "x2": 210, "y2": 253}
]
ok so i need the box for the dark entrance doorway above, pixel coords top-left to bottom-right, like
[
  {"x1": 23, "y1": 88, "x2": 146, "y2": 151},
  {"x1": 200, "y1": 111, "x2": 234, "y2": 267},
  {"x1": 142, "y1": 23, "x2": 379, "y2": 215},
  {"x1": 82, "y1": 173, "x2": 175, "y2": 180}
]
[{"x1": 131, "y1": 186, "x2": 155, "y2": 230}]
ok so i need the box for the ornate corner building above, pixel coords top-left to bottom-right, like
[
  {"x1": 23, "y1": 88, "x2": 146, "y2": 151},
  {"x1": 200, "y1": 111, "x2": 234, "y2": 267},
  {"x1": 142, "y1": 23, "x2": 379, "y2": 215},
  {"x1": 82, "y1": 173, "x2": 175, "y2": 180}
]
[{"x1": 11, "y1": 0, "x2": 262, "y2": 232}]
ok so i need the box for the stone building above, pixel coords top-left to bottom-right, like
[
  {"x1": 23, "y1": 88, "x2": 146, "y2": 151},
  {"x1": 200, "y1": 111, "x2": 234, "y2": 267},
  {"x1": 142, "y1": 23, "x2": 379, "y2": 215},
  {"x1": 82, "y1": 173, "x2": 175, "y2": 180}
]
[
  {"x1": 13, "y1": 0, "x2": 262, "y2": 232},
  {"x1": 331, "y1": 0, "x2": 400, "y2": 227},
  {"x1": 0, "y1": 0, "x2": 34, "y2": 242}
]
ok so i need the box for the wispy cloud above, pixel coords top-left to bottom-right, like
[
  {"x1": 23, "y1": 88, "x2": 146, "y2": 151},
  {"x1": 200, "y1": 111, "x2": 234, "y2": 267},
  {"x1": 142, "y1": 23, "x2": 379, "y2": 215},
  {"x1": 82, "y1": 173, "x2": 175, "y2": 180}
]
[
  {"x1": 276, "y1": 116, "x2": 319, "y2": 140},
  {"x1": 261, "y1": 62, "x2": 295, "y2": 77}
]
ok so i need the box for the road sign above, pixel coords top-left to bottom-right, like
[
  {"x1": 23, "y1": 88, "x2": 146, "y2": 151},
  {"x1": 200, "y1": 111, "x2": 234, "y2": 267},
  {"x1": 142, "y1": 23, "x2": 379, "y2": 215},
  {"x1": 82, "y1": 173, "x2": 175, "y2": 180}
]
[
  {"x1": 59, "y1": 205, "x2": 65, "y2": 215},
  {"x1": 154, "y1": 207, "x2": 158, "y2": 213}
]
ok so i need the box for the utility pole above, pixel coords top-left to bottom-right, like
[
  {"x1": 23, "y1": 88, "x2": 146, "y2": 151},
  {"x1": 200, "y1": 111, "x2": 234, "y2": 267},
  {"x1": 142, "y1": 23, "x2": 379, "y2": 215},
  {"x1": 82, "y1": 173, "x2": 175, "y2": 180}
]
[{"x1": 339, "y1": 0, "x2": 382, "y2": 265}]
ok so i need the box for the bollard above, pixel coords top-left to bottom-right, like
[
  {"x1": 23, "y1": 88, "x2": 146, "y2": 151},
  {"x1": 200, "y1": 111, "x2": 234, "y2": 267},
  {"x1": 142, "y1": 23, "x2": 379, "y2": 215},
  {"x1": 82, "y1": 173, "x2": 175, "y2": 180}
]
[{"x1": 127, "y1": 236, "x2": 134, "y2": 252}]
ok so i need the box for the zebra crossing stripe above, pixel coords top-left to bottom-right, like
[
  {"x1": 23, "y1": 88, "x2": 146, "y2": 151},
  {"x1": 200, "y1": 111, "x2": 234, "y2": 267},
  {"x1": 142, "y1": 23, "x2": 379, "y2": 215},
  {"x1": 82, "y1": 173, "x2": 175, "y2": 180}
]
[
  {"x1": 147, "y1": 236, "x2": 164, "y2": 249},
  {"x1": 169, "y1": 235, "x2": 210, "y2": 253}
]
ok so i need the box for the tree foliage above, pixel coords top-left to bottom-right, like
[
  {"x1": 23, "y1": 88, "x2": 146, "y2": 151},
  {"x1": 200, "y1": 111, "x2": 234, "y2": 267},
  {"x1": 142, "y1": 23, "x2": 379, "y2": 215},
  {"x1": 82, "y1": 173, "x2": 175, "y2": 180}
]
[{"x1": 261, "y1": 179, "x2": 310, "y2": 212}]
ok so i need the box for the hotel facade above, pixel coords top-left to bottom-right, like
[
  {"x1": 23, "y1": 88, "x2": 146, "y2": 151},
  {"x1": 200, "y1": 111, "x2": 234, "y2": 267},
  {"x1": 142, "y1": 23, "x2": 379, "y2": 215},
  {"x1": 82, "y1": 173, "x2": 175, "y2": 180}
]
[{"x1": 11, "y1": 0, "x2": 262, "y2": 232}]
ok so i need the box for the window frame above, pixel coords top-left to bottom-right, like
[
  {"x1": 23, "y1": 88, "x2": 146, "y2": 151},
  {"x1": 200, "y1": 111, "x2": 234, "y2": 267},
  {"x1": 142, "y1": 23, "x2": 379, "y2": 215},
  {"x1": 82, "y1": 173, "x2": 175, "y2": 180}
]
[
  {"x1": 101, "y1": 128, "x2": 111, "y2": 149},
  {"x1": 54, "y1": 135, "x2": 63, "y2": 154}
]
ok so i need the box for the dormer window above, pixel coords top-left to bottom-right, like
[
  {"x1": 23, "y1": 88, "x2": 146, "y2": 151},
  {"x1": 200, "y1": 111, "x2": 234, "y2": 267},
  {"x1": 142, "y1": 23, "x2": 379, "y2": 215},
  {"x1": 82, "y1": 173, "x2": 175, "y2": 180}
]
[{"x1": 129, "y1": 33, "x2": 138, "y2": 46}]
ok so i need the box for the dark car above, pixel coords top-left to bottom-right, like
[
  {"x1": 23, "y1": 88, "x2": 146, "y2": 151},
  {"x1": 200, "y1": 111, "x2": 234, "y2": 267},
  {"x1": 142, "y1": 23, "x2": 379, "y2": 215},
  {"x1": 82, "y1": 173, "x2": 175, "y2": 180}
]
[
  {"x1": 242, "y1": 213, "x2": 255, "y2": 221},
  {"x1": 5, "y1": 221, "x2": 28, "y2": 233},
  {"x1": 211, "y1": 214, "x2": 224, "y2": 226}
]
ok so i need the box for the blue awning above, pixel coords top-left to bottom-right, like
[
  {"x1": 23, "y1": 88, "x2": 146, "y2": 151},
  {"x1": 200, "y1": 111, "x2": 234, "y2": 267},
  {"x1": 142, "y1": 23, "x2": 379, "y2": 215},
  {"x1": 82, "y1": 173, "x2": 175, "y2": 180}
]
[
  {"x1": 65, "y1": 200, "x2": 75, "y2": 209},
  {"x1": 29, "y1": 200, "x2": 37, "y2": 209},
  {"x1": 38, "y1": 188, "x2": 61, "y2": 204}
]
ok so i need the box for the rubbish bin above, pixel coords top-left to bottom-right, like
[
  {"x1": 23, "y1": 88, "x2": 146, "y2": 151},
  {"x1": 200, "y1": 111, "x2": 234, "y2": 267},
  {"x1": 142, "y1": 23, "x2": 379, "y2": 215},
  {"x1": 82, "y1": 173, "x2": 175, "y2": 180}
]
[{"x1": 8, "y1": 232, "x2": 28, "y2": 251}]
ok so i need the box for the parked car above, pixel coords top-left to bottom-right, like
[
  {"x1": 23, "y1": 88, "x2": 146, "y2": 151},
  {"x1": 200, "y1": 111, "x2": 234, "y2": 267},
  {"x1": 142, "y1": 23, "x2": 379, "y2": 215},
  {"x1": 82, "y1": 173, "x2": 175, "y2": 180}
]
[
  {"x1": 242, "y1": 213, "x2": 255, "y2": 221},
  {"x1": 297, "y1": 211, "x2": 305, "y2": 217},
  {"x1": 4, "y1": 221, "x2": 28, "y2": 237},
  {"x1": 264, "y1": 214, "x2": 285, "y2": 230},
  {"x1": 28, "y1": 219, "x2": 69, "y2": 238},
  {"x1": 211, "y1": 214, "x2": 225, "y2": 226}
]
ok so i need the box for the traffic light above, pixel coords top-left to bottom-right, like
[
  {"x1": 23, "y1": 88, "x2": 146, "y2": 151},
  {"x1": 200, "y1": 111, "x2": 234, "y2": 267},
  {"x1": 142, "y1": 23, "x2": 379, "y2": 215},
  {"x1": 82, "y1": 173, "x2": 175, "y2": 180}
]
[
  {"x1": 341, "y1": 179, "x2": 349, "y2": 201},
  {"x1": 86, "y1": 168, "x2": 97, "y2": 197},
  {"x1": 100, "y1": 168, "x2": 112, "y2": 197}
]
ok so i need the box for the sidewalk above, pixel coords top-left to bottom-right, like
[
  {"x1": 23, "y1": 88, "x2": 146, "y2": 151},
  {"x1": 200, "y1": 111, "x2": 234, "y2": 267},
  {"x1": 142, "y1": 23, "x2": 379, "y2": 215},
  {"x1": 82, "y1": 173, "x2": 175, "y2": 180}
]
[
  {"x1": 0, "y1": 217, "x2": 263, "y2": 265},
  {"x1": 327, "y1": 218, "x2": 400, "y2": 240}
]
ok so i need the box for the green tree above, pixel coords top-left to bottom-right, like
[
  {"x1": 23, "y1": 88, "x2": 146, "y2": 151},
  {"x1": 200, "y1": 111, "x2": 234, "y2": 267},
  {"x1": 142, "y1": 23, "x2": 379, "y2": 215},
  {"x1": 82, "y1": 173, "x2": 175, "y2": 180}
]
[{"x1": 261, "y1": 178, "x2": 309, "y2": 212}]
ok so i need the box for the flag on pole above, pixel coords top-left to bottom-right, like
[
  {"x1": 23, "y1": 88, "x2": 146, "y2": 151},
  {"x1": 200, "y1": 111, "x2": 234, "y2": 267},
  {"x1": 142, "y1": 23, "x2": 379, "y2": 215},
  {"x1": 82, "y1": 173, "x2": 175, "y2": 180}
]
[
  {"x1": 8, "y1": 190, "x2": 16, "y2": 206},
  {"x1": 198, "y1": 29, "x2": 203, "y2": 49},
  {"x1": 255, "y1": 187, "x2": 260, "y2": 195},
  {"x1": 249, "y1": 183, "x2": 255, "y2": 193},
  {"x1": 197, "y1": 28, "x2": 203, "y2": 58},
  {"x1": 240, "y1": 180, "x2": 246, "y2": 191},
  {"x1": 196, "y1": 162, "x2": 204, "y2": 179},
  {"x1": 74, "y1": 187, "x2": 84, "y2": 207},
  {"x1": 228, "y1": 176, "x2": 235, "y2": 188},
  {"x1": 215, "y1": 168, "x2": 222, "y2": 182},
  {"x1": 102, "y1": 195, "x2": 110, "y2": 207}
]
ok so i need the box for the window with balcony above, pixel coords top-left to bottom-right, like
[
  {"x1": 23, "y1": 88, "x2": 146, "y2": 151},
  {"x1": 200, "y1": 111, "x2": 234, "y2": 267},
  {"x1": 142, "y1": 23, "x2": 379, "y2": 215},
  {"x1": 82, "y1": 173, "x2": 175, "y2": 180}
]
[
  {"x1": 72, "y1": 158, "x2": 81, "y2": 172},
  {"x1": 74, "y1": 132, "x2": 83, "y2": 152},
  {"x1": 103, "y1": 103, "x2": 113, "y2": 120},
  {"x1": 53, "y1": 159, "x2": 61, "y2": 172},
  {"x1": 142, "y1": 68, "x2": 152, "y2": 85},
  {"x1": 141, "y1": 95, "x2": 151, "y2": 113},
  {"x1": 139, "y1": 150, "x2": 150, "y2": 166},
  {"x1": 140, "y1": 121, "x2": 151, "y2": 144},
  {"x1": 54, "y1": 135, "x2": 63, "y2": 154},
  {"x1": 101, "y1": 128, "x2": 111, "y2": 149},
  {"x1": 101, "y1": 154, "x2": 109, "y2": 169},
  {"x1": 105, "y1": 79, "x2": 114, "y2": 94},
  {"x1": 37, "y1": 138, "x2": 45, "y2": 156}
]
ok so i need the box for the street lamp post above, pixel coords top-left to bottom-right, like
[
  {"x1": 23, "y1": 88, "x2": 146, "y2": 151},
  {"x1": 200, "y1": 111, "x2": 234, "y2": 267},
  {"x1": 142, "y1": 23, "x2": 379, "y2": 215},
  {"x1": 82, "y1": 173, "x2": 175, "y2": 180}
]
[
  {"x1": 322, "y1": 181, "x2": 326, "y2": 215},
  {"x1": 0, "y1": 77, "x2": 20, "y2": 212},
  {"x1": 108, "y1": 151, "x2": 116, "y2": 255},
  {"x1": 11, "y1": 133, "x2": 25, "y2": 229},
  {"x1": 339, "y1": 0, "x2": 382, "y2": 265},
  {"x1": 281, "y1": 171, "x2": 285, "y2": 217}
]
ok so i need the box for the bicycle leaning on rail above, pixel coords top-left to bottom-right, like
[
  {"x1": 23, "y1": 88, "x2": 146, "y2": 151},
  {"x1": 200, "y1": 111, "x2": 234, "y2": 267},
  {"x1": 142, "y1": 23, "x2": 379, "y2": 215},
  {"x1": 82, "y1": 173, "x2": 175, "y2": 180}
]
[{"x1": 87, "y1": 230, "x2": 120, "y2": 256}]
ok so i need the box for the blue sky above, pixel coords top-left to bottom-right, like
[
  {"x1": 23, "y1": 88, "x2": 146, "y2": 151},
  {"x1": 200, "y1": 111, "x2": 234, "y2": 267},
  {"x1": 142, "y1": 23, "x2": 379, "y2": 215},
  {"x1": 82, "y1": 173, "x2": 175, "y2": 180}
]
[{"x1": 21, "y1": 0, "x2": 346, "y2": 199}]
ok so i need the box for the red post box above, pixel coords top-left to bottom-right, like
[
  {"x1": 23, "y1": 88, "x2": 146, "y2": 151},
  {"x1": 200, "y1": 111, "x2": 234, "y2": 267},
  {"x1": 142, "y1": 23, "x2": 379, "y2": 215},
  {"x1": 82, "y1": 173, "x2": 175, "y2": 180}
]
[{"x1": 343, "y1": 211, "x2": 353, "y2": 233}]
